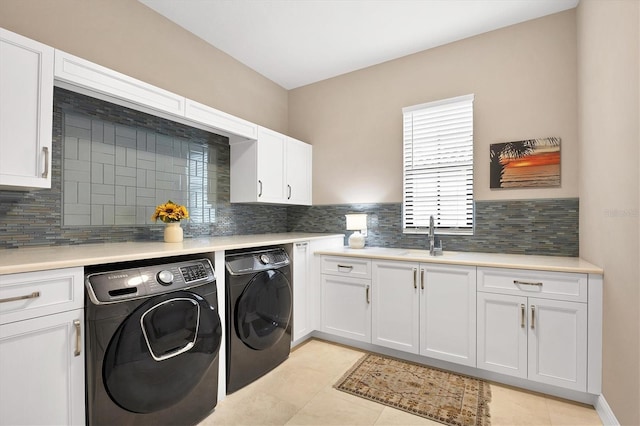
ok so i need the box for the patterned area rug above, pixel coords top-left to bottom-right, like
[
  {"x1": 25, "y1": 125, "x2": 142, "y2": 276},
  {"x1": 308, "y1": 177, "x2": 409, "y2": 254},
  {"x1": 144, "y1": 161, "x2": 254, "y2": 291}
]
[{"x1": 334, "y1": 353, "x2": 491, "y2": 426}]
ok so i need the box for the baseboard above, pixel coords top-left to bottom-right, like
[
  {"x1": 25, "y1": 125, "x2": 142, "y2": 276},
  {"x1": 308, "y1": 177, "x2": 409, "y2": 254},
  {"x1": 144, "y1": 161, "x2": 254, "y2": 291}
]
[{"x1": 595, "y1": 394, "x2": 620, "y2": 426}]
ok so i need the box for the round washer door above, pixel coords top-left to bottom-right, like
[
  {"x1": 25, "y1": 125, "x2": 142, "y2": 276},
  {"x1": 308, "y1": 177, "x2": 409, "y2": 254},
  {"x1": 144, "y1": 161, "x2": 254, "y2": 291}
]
[
  {"x1": 236, "y1": 269, "x2": 292, "y2": 350},
  {"x1": 103, "y1": 290, "x2": 222, "y2": 414}
]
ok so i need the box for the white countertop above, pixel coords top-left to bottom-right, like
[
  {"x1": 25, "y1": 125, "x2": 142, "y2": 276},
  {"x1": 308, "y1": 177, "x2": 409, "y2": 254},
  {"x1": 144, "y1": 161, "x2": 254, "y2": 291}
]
[
  {"x1": 0, "y1": 234, "x2": 603, "y2": 276},
  {"x1": 314, "y1": 247, "x2": 603, "y2": 274},
  {"x1": 0, "y1": 233, "x2": 344, "y2": 275}
]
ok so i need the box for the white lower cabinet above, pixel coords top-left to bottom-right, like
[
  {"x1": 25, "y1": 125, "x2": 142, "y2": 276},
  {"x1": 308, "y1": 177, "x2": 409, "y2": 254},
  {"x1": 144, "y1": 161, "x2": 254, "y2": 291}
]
[
  {"x1": 371, "y1": 261, "x2": 476, "y2": 366},
  {"x1": 292, "y1": 241, "x2": 311, "y2": 341},
  {"x1": 321, "y1": 256, "x2": 372, "y2": 343},
  {"x1": 321, "y1": 274, "x2": 371, "y2": 342},
  {"x1": 371, "y1": 261, "x2": 419, "y2": 352},
  {"x1": 477, "y1": 268, "x2": 588, "y2": 392},
  {"x1": 319, "y1": 256, "x2": 598, "y2": 395},
  {"x1": 0, "y1": 309, "x2": 85, "y2": 426},
  {"x1": 0, "y1": 267, "x2": 85, "y2": 426},
  {"x1": 420, "y1": 264, "x2": 476, "y2": 366}
]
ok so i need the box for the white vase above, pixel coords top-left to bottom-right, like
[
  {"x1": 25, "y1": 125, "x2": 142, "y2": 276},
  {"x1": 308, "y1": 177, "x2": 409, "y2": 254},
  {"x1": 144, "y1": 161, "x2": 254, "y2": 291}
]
[{"x1": 164, "y1": 222, "x2": 183, "y2": 243}]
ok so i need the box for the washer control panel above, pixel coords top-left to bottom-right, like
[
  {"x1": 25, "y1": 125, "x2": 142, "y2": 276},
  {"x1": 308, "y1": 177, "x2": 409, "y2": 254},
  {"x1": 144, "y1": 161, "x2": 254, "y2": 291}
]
[{"x1": 86, "y1": 258, "x2": 215, "y2": 304}]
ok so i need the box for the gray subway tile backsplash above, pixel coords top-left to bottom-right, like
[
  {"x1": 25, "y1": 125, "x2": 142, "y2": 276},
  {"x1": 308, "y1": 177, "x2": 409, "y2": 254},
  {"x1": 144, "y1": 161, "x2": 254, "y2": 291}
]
[{"x1": 0, "y1": 88, "x2": 578, "y2": 256}]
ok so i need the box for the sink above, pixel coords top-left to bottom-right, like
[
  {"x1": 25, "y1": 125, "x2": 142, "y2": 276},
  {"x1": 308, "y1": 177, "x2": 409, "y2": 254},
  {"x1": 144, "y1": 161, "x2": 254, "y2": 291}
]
[
  {"x1": 393, "y1": 249, "x2": 457, "y2": 257},
  {"x1": 362, "y1": 247, "x2": 458, "y2": 258},
  {"x1": 368, "y1": 247, "x2": 456, "y2": 257}
]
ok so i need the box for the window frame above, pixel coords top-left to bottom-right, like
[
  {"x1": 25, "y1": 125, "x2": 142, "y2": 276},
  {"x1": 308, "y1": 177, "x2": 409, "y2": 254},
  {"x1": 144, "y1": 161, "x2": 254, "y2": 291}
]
[{"x1": 402, "y1": 94, "x2": 475, "y2": 236}]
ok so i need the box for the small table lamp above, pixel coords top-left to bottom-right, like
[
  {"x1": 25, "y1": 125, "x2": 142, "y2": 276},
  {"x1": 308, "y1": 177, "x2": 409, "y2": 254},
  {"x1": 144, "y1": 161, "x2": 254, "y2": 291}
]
[{"x1": 345, "y1": 214, "x2": 367, "y2": 249}]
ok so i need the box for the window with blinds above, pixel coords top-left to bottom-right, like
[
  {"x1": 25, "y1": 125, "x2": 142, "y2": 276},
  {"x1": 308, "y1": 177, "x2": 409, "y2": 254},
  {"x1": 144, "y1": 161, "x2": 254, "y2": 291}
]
[{"x1": 402, "y1": 94, "x2": 474, "y2": 235}]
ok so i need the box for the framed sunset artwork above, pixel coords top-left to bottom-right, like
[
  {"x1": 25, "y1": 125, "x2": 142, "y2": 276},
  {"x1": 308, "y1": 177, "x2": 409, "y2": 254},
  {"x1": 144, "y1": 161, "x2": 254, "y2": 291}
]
[{"x1": 489, "y1": 137, "x2": 561, "y2": 189}]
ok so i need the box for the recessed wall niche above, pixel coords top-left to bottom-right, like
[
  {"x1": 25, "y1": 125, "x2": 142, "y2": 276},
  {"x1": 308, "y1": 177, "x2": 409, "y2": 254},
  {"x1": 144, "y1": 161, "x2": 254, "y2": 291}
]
[{"x1": 62, "y1": 112, "x2": 220, "y2": 226}]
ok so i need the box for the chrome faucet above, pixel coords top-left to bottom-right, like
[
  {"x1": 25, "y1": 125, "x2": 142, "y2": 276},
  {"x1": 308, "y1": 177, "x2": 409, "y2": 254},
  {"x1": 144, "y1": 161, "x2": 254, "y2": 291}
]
[
  {"x1": 429, "y1": 215, "x2": 436, "y2": 255},
  {"x1": 429, "y1": 215, "x2": 442, "y2": 256}
]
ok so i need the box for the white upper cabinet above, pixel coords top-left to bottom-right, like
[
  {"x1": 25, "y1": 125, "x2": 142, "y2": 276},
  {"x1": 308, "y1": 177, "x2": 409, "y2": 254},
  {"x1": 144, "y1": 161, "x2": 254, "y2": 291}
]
[
  {"x1": 0, "y1": 28, "x2": 54, "y2": 190},
  {"x1": 230, "y1": 126, "x2": 312, "y2": 205},
  {"x1": 54, "y1": 50, "x2": 258, "y2": 142},
  {"x1": 285, "y1": 136, "x2": 312, "y2": 205},
  {"x1": 54, "y1": 50, "x2": 186, "y2": 117},
  {"x1": 185, "y1": 99, "x2": 258, "y2": 141}
]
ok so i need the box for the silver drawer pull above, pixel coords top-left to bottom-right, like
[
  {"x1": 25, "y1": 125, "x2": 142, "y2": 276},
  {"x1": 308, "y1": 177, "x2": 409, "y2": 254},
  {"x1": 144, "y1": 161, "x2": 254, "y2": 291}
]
[
  {"x1": 0, "y1": 291, "x2": 41, "y2": 304},
  {"x1": 514, "y1": 280, "x2": 543, "y2": 287},
  {"x1": 73, "y1": 319, "x2": 81, "y2": 357},
  {"x1": 337, "y1": 264, "x2": 354, "y2": 271},
  {"x1": 520, "y1": 303, "x2": 526, "y2": 328}
]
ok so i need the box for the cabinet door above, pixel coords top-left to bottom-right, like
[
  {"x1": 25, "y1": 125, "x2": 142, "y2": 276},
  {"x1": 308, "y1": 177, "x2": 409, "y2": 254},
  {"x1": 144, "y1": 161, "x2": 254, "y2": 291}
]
[
  {"x1": 292, "y1": 241, "x2": 310, "y2": 342},
  {"x1": 321, "y1": 274, "x2": 371, "y2": 343},
  {"x1": 0, "y1": 28, "x2": 53, "y2": 190},
  {"x1": 527, "y1": 298, "x2": 587, "y2": 391},
  {"x1": 285, "y1": 137, "x2": 312, "y2": 205},
  {"x1": 256, "y1": 127, "x2": 286, "y2": 203},
  {"x1": 0, "y1": 309, "x2": 84, "y2": 426},
  {"x1": 477, "y1": 292, "x2": 528, "y2": 378},
  {"x1": 420, "y1": 264, "x2": 476, "y2": 366},
  {"x1": 371, "y1": 260, "x2": 419, "y2": 353}
]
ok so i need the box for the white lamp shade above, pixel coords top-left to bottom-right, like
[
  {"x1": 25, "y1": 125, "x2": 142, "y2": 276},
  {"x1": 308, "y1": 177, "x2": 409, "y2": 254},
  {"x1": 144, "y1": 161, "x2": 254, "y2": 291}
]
[{"x1": 345, "y1": 214, "x2": 367, "y2": 231}]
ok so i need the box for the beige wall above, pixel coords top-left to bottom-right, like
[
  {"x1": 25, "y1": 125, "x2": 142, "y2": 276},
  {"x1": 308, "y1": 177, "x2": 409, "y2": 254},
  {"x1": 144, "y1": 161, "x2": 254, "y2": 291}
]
[
  {"x1": 0, "y1": 0, "x2": 289, "y2": 134},
  {"x1": 289, "y1": 10, "x2": 578, "y2": 205},
  {"x1": 577, "y1": 1, "x2": 640, "y2": 424}
]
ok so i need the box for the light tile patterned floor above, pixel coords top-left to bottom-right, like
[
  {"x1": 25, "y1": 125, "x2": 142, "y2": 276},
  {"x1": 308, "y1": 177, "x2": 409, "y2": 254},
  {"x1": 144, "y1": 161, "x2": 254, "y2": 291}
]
[{"x1": 200, "y1": 339, "x2": 602, "y2": 426}]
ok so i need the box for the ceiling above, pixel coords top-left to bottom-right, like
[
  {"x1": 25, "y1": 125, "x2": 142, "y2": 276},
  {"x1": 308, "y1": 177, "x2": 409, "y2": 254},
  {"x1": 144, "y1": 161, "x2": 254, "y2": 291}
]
[{"x1": 139, "y1": 0, "x2": 579, "y2": 90}]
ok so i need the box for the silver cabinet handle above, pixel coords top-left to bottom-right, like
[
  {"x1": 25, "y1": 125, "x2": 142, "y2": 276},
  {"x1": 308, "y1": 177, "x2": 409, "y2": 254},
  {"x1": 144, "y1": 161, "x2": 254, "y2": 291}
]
[
  {"x1": 520, "y1": 303, "x2": 526, "y2": 328},
  {"x1": 258, "y1": 180, "x2": 263, "y2": 197},
  {"x1": 0, "y1": 291, "x2": 40, "y2": 304},
  {"x1": 287, "y1": 184, "x2": 292, "y2": 200},
  {"x1": 337, "y1": 264, "x2": 353, "y2": 272},
  {"x1": 420, "y1": 269, "x2": 425, "y2": 290},
  {"x1": 73, "y1": 319, "x2": 81, "y2": 357},
  {"x1": 365, "y1": 285, "x2": 370, "y2": 304},
  {"x1": 530, "y1": 305, "x2": 536, "y2": 329},
  {"x1": 514, "y1": 280, "x2": 543, "y2": 287},
  {"x1": 42, "y1": 146, "x2": 49, "y2": 179},
  {"x1": 413, "y1": 268, "x2": 417, "y2": 289}
]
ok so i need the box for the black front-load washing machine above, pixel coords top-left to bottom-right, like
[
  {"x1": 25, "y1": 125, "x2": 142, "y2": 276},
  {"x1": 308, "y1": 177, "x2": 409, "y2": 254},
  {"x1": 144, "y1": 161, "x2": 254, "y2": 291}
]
[
  {"x1": 84, "y1": 257, "x2": 222, "y2": 426},
  {"x1": 225, "y1": 247, "x2": 292, "y2": 394}
]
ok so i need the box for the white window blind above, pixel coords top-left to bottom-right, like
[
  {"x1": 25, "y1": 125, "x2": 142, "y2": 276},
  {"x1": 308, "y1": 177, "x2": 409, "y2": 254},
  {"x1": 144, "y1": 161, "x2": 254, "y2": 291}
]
[{"x1": 402, "y1": 94, "x2": 474, "y2": 234}]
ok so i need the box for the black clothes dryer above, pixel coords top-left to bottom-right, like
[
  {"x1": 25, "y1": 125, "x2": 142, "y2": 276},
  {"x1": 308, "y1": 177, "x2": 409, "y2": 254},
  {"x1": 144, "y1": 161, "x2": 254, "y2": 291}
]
[
  {"x1": 85, "y1": 257, "x2": 222, "y2": 426},
  {"x1": 225, "y1": 247, "x2": 292, "y2": 394}
]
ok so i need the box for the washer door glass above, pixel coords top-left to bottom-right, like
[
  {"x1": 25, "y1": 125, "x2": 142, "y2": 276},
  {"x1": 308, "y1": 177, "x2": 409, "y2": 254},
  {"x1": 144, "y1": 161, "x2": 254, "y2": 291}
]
[
  {"x1": 236, "y1": 269, "x2": 292, "y2": 350},
  {"x1": 103, "y1": 290, "x2": 222, "y2": 414}
]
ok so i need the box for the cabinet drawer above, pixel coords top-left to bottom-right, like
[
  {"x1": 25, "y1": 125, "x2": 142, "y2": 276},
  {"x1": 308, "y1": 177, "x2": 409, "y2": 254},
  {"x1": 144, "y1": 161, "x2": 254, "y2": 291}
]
[
  {"x1": 477, "y1": 267, "x2": 587, "y2": 302},
  {"x1": 321, "y1": 256, "x2": 371, "y2": 279},
  {"x1": 0, "y1": 267, "x2": 84, "y2": 325}
]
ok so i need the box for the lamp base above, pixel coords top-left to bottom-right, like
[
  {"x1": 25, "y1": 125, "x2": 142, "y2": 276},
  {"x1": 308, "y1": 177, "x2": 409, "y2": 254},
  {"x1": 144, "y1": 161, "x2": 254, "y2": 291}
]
[{"x1": 348, "y1": 231, "x2": 365, "y2": 249}]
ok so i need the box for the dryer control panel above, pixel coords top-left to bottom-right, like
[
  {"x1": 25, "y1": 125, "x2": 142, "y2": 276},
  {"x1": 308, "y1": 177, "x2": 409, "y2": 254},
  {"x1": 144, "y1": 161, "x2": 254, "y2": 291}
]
[
  {"x1": 225, "y1": 248, "x2": 290, "y2": 275},
  {"x1": 85, "y1": 258, "x2": 215, "y2": 304}
]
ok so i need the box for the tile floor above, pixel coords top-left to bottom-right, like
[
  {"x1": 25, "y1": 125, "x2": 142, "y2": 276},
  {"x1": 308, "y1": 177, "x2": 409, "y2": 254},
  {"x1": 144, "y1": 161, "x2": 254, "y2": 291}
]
[{"x1": 200, "y1": 339, "x2": 602, "y2": 426}]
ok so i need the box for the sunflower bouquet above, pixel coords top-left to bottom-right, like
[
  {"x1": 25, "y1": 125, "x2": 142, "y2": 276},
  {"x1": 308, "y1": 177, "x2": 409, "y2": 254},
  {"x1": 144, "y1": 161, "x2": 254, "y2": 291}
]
[{"x1": 151, "y1": 200, "x2": 189, "y2": 223}]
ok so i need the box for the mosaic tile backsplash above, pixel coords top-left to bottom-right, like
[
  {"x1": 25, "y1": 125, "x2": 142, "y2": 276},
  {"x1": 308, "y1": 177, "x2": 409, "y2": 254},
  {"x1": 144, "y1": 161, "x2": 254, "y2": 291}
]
[
  {"x1": 0, "y1": 88, "x2": 578, "y2": 255},
  {"x1": 287, "y1": 199, "x2": 579, "y2": 256}
]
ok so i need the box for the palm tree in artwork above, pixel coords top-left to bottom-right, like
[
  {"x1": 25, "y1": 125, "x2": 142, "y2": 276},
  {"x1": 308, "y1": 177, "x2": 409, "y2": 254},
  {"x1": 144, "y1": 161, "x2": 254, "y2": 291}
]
[{"x1": 489, "y1": 137, "x2": 560, "y2": 188}]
